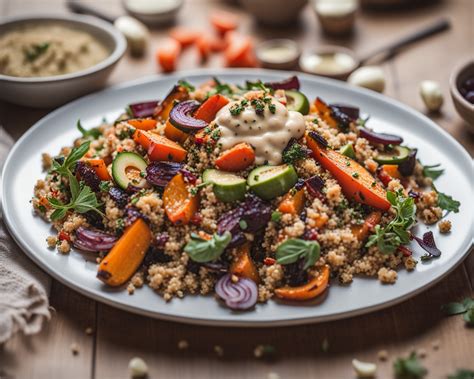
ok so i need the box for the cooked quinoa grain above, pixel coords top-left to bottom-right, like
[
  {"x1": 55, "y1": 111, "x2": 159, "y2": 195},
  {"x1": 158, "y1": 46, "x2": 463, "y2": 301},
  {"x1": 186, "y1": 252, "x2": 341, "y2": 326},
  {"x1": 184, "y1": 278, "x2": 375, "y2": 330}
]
[{"x1": 438, "y1": 219, "x2": 452, "y2": 233}]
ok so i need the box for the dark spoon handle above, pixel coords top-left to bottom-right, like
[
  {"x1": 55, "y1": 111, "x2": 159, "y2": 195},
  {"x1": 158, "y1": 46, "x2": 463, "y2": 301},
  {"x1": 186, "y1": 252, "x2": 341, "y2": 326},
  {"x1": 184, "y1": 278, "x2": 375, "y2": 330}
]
[
  {"x1": 66, "y1": 1, "x2": 115, "y2": 24},
  {"x1": 360, "y1": 18, "x2": 451, "y2": 65}
]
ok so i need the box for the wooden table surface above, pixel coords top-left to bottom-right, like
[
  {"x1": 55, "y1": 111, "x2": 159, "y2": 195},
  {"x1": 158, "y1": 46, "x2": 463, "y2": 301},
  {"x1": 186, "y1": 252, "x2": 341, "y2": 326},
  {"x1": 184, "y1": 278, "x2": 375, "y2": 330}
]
[{"x1": 1, "y1": 1, "x2": 473, "y2": 378}]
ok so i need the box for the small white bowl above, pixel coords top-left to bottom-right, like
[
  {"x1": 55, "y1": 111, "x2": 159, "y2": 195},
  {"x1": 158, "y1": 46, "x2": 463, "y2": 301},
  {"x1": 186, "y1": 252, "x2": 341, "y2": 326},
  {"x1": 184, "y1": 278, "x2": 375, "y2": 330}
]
[
  {"x1": 0, "y1": 14, "x2": 126, "y2": 108},
  {"x1": 239, "y1": 0, "x2": 308, "y2": 26},
  {"x1": 122, "y1": 0, "x2": 183, "y2": 26}
]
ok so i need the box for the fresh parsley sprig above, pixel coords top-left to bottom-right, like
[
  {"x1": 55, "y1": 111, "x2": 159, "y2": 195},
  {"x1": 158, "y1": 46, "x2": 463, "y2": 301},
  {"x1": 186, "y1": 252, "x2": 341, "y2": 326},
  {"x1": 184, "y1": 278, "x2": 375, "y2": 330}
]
[
  {"x1": 441, "y1": 297, "x2": 474, "y2": 326},
  {"x1": 184, "y1": 232, "x2": 232, "y2": 263},
  {"x1": 366, "y1": 190, "x2": 416, "y2": 254},
  {"x1": 448, "y1": 369, "x2": 474, "y2": 379},
  {"x1": 422, "y1": 163, "x2": 444, "y2": 180},
  {"x1": 276, "y1": 238, "x2": 320, "y2": 270},
  {"x1": 178, "y1": 80, "x2": 195, "y2": 92},
  {"x1": 51, "y1": 141, "x2": 90, "y2": 179},
  {"x1": 433, "y1": 184, "x2": 460, "y2": 213},
  {"x1": 393, "y1": 352, "x2": 427, "y2": 379},
  {"x1": 77, "y1": 120, "x2": 101, "y2": 140}
]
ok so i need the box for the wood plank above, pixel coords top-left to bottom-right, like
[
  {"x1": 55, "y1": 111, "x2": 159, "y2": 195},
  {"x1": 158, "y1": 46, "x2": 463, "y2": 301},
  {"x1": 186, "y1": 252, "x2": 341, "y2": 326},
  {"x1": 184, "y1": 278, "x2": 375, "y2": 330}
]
[{"x1": 0, "y1": 281, "x2": 96, "y2": 379}]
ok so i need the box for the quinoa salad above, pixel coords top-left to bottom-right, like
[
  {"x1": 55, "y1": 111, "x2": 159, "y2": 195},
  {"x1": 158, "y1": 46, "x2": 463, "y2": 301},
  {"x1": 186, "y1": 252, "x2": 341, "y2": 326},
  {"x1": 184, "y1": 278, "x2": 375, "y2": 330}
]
[{"x1": 32, "y1": 76, "x2": 460, "y2": 310}]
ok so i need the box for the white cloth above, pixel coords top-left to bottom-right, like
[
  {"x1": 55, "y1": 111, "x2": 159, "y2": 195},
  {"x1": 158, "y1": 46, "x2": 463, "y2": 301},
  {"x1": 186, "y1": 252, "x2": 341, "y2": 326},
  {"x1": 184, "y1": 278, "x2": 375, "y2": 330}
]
[{"x1": 0, "y1": 127, "x2": 51, "y2": 344}]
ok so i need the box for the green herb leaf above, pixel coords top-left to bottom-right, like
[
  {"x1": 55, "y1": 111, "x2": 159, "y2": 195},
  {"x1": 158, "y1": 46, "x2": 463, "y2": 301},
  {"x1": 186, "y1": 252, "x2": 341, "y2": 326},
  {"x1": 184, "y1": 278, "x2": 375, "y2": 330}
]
[
  {"x1": 239, "y1": 220, "x2": 248, "y2": 230},
  {"x1": 245, "y1": 80, "x2": 270, "y2": 92},
  {"x1": 77, "y1": 120, "x2": 101, "y2": 140},
  {"x1": 178, "y1": 80, "x2": 195, "y2": 92},
  {"x1": 448, "y1": 369, "x2": 474, "y2": 379},
  {"x1": 63, "y1": 141, "x2": 91, "y2": 174},
  {"x1": 271, "y1": 211, "x2": 282, "y2": 223},
  {"x1": 422, "y1": 163, "x2": 444, "y2": 180},
  {"x1": 366, "y1": 190, "x2": 416, "y2": 254},
  {"x1": 276, "y1": 238, "x2": 320, "y2": 270},
  {"x1": 207, "y1": 77, "x2": 233, "y2": 97},
  {"x1": 433, "y1": 185, "x2": 460, "y2": 213},
  {"x1": 393, "y1": 352, "x2": 427, "y2": 379},
  {"x1": 441, "y1": 302, "x2": 467, "y2": 315},
  {"x1": 184, "y1": 232, "x2": 232, "y2": 263},
  {"x1": 282, "y1": 143, "x2": 308, "y2": 164},
  {"x1": 463, "y1": 309, "x2": 474, "y2": 325},
  {"x1": 24, "y1": 42, "x2": 50, "y2": 61}
]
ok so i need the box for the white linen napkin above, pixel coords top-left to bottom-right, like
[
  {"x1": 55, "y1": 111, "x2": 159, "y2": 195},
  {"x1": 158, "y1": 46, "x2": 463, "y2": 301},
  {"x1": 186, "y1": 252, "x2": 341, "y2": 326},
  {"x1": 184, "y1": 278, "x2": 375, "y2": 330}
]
[{"x1": 0, "y1": 127, "x2": 51, "y2": 344}]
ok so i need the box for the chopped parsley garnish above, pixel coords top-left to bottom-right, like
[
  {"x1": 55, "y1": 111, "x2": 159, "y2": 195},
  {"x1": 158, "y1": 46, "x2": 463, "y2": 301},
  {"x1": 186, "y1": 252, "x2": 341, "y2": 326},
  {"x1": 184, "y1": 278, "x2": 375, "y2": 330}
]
[
  {"x1": 207, "y1": 77, "x2": 234, "y2": 97},
  {"x1": 77, "y1": 120, "x2": 101, "y2": 140},
  {"x1": 282, "y1": 143, "x2": 308, "y2": 164},
  {"x1": 366, "y1": 190, "x2": 416, "y2": 254},
  {"x1": 352, "y1": 172, "x2": 359, "y2": 179},
  {"x1": 422, "y1": 163, "x2": 444, "y2": 180},
  {"x1": 229, "y1": 99, "x2": 248, "y2": 116},
  {"x1": 441, "y1": 297, "x2": 474, "y2": 326},
  {"x1": 393, "y1": 352, "x2": 427, "y2": 379},
  {"x1": 271, "y1": 211, "x2": 282, "y2": 223},
  {"x1": 178, "y1": 80, "x2": 195, "y2": 92},
  {"x1": 24, "y1": 42, "x2": 50, "y2": 61},
  {"x1": 433, "y1": 185, "x2": 460, "y2": 213}
]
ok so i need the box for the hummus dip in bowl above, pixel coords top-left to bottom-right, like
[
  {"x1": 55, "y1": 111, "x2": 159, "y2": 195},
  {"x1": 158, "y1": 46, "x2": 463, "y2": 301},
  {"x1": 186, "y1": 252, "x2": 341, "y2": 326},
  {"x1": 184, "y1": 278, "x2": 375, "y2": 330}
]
[{"x1": 0, "y1": 14, "x2": 126, "y2": 108}]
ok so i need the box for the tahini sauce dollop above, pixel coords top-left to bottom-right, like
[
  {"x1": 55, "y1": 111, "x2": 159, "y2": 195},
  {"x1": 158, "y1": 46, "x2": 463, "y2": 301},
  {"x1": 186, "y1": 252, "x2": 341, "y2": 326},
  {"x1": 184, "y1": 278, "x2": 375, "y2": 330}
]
[{"x1": 216, "y1": 98, "x2": 305, "y2": 165}]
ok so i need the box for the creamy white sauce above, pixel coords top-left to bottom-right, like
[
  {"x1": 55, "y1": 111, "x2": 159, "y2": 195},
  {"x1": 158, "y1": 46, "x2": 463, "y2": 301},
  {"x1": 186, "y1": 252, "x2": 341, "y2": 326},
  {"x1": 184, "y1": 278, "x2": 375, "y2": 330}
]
[
  {"x1": 301, "y1": 52, "x2": 356, "y2": 75},
  {"x1": 216, "y1": 97, "x2": 305, "y2": 165}
]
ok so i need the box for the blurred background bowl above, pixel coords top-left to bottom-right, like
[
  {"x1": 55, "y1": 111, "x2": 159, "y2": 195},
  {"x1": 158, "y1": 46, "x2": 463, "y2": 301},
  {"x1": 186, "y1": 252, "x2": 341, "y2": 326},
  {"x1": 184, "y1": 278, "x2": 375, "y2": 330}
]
[
  {"x1": 450, "y1": 59, "x2": 474, "y2": 130},
  {"x1": 239, "y1": 0, "x2": 308, "y2": 26},
  {"x1": 0, "y1": 14, "x2": 126, "y2": 108}
]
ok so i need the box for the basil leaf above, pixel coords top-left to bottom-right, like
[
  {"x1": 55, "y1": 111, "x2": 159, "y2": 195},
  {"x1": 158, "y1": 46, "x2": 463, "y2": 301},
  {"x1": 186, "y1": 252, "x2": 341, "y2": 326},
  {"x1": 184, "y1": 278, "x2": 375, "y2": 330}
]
[
  {"x1": 184, "y1": 232, "x2": 232, "y2": 263},
  {"x1": 64, "y1": 141, "x2": 91, "y2": 171},
  {"x1": 441, "y1": 302, "x2": 467, "y2": 315},
  {"x1": 276, "y1": 238, "x2": 320, "y2": 269},
  {"x1": 433, "y1": 186, "x2": 460, "y2": 213},
  {"x1": 50, "y1": 208, "x2": 67, "y2": 221}
]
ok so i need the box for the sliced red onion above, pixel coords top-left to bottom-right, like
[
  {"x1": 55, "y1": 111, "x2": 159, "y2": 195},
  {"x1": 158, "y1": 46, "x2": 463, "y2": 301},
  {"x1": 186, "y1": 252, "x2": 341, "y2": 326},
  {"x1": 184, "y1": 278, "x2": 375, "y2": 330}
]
[
  {"x1": 128, "y1": 101, "x2": 159, "y2": 118},
  {"x1": 169, "y1": 100, "x2": 208, "y2": 133},
  {"x1": 146, "y1": 161, "x2": 183, "y2": 188},
  {"x1": 398, "y1": 148, "x2": 417, "y2": 177},
  {"x1": 265, "y1": 76, "x2": 300, "y2": 90},
  {"x1": 215, "y1": 274, "x2": 258, "y2": 310},
  {"x1": 329, "y1": 103, "x2": 360, "y2": 121},
  {"x1": 412, "y1": 231, "x2": 442, "y2": 258},
  {"x1": 359, "y1": 127, "x2": 403, "y2": 145},
  {"x1": 307, "y1": 131, "x2": 329, "y2": 148},
  {"x1": 74, "y1": 227, "x2": 117, "y2": 252}
]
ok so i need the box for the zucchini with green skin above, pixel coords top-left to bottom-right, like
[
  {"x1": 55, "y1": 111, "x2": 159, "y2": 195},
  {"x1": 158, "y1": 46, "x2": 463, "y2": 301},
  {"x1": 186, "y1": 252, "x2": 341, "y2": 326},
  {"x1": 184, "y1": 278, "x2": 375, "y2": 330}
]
[
  {"x1": 340, "y1": 143, "x2": 356, "y2": 159},
  {"x1": 112, "y1": 152, "x2": 148, "y2": 190},
  {"x1": 374, "y1": 146, "x2": 410, "y2": 165},
  {"x1": 285, "y1": 90, "x2": 310, "y2": 115},
  {"x1": 247, "y1": 164, "x2": 298, "y2": 200},
  {"x1": 203, "y1": 169, "x2": 246, "y2": 203}
]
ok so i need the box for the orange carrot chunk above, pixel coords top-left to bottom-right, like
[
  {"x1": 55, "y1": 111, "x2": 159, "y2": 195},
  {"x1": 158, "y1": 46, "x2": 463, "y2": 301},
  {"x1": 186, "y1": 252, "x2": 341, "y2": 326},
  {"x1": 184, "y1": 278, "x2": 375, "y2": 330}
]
[
  {"x1": 163, "y1": 173, "x2": 199, "y2": 225},
  {"x1": 314, "y1": 98, "x2": 338, "y2": 128},
  {"x1": 210, "y1": 10, "x2": 238, "y2": 36},
  {"x1": 215, "y1": 142, "x2": 255, "y2": 172},
  {"x1": 86, "y1": 158, "x2": 112, "y2": 181},
  {"x1": 381, "y1": 164, "x2": 402, "y2": 179},
  {"x1": 164, "y1": 119, "x2": 189, "y2": 143},
  {"x1": 230, "y1": 243, "x2": 260, "y2": 283},
  {"x1": 156, "y1": 38, "x2": 181, "y2": 73},
  {"x1": 97, "y1": 219, "x2": 152, "y2": 287},
  {"x1": 169, "y1": 27, "x2": 200, "y2": 48},
  {"x1": 194, "y1": 94, "x2": 230, "y2": 123},
  {"x1": 275, "y1": 265, "x2": 330, "y2": 301},
  {"x1": 133, "y1": 130, "x2": 187, "y2": 162},
  {"x1": 155, "y1": 85, "x2": 189, "y2": 121},
  {"x1": 306, "y1": 133, "x2": 391, "y2": 211},
  {"x1": 278, "y1": 189, "x2": 305, "y2": 215},
  {"x1": 127, "y1": 118, "x2": 157, "y2": 131},
  {"x1": 350, "y1": 211, "x2": 382, "y2": 241}
]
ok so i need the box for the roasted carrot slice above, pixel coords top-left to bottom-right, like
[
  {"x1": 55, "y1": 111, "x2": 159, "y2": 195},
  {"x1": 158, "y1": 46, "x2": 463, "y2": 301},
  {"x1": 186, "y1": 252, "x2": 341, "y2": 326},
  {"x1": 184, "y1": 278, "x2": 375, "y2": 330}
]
[
  {"x1": 127, "y1": 118, "x2": 157, "y2": 131},
  {"x1": 133, "y1": 130, "x2": 187, "y2": 162},
  {"x1": 169, "y1": 27, "x2": 200, "y2": 48},
  {"x1": 314, "y1": 98, "x2": 338, "y2": 128},
  {"x1": 381, "y1": 164, "x2": 402, "y2": 179},
  {"x1": 210, "y1": 10, "x2": 238, "y2": 36},
  {"x1": 230, "y1": 243, "x2": 260, "y2": 283},
  {"x1": 224, "y1": 32, "x2": 253, "y2": 67},
  {"x1": 155, "y1": 85, "x2": 189, "y2": 121},
  {"x1": 215, "y1": 142, "x2": 255, "y2": 172},
  {"x1": 86, "y1": 158, "x2": 112, "y2": 181},
  {"x1": 164, "y1": 119, "x2": 189, "y2": 143},
  {"x1": 163, "y1": 173, "x2": 199, "y2": 224},
  {"x1": 194, "y1": 94, "x2": 230, "y2": 123},
  {"x1": 97, "y1": 219, "x2": 152, "y2": 287},
  {"x1": 156, "y1": 38, "x2": 181, "y2": 73},
  {"x1": 350, "y1": 211, "x2": 382, "y2": 241},
  {"x1": 275, "y1": 265, "x2": 330, "y2": 301},
  {"x1": 278, "y1": 189, "x2": 305, "y2": 215},
  {"x1": 306, "y1": 133, "x2": 391, "y2": 211}
]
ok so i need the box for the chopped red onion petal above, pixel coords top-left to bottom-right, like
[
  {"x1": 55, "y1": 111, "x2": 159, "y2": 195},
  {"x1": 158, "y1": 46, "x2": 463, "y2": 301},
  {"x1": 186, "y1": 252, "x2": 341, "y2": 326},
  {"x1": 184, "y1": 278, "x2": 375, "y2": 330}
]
[
  {"x1": 215, "y1": 274, "x2": 258, "y2": 310},
  {"x1": 412, "y1": 231, "x2": 442, "y2": 257}
]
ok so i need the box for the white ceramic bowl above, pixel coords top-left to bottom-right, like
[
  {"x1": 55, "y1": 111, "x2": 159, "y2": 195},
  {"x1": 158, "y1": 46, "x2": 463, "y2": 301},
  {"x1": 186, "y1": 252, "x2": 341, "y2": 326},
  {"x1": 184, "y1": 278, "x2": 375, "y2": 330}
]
[
  {"x1": 122, "y1": 0, "x2": 183, "y2": 25},
  {"x1": 0, "y1": 14, "x2": 126, "y2": 108},
  {"x1": 239, "y1": 0, "x2": 308, "y2": 26}
]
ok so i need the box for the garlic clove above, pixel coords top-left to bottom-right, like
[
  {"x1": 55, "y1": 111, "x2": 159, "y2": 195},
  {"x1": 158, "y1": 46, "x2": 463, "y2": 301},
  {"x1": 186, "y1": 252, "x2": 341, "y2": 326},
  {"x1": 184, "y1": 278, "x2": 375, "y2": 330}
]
[
  {"x1": 419, "y1": 80, "x2": 444, "y2": 112},
  {"x1": 352, "y1": 359, "x2": 377, "y2": 378},
  {"x1": 114, "y1": 16, "x2": 150, "y2": 57},
  {"x1": 128, "y1": 356, "x2": 148, "y2": 378},
  {"x1": 348, "y1": 66, "x2": 385, "y2": 93}
]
